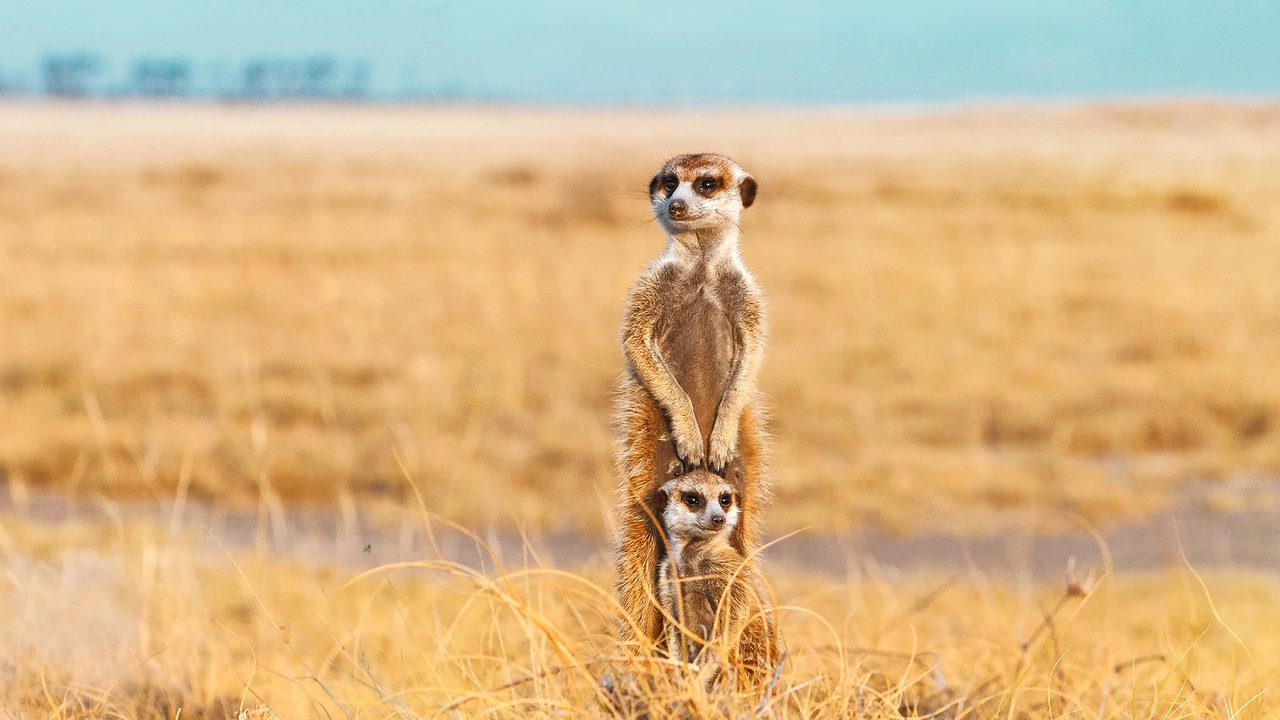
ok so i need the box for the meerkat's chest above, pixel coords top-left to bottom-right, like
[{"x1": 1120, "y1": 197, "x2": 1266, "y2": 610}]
[
  {"x1": 662, "y1": 549, "x2": 732, "y2": 611},
  {"x1": 656, "y1": 276, "x2": 737, "y2": 431},
  {"x1": 657, "y1": 269, "x2": 735, "y2": 344}
]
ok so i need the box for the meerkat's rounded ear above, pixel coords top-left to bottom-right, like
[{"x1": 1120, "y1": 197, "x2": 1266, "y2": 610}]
[
  {"x1": 653, "y1": 486, "x2": 670, "y2": 511},
  {"x1": 739, "y1": 176, "x2": 758, "y2": 208},
  {"x1": 649, "y1": 173, "x2": 662, "y2": 197}
]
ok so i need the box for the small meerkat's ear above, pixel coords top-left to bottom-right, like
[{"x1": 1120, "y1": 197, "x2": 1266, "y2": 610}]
[
  {"x1": 649, "y1": 173, "x2": 662, "y2": 197},
  {"x1": 654, "y1": 485, "x2": 670, "y2": 511},
  {"x1": 739, "y1": 176, "x2": 758, "y2": 208}
]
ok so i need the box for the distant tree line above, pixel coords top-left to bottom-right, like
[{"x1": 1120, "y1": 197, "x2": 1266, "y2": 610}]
[
  {"x1": 237, "y1": 56, "x2": 372, "y2": 100},
  {"x1": 43, "y1": 53, "x2": 104, "y2": 97},
  {"x1": 0, "y1": 53, "x2": 374, "y2": 100}
]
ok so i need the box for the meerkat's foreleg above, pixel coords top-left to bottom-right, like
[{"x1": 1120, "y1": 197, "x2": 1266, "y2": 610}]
[
  {"x1": 707, "y1": 298, "x2": 765, "y2": 473},
  {"x1": 622, "y1": 286, "x2": 706, "y2": 467}
]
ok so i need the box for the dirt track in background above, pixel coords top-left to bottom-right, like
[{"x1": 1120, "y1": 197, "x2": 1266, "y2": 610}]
[{"x1": 5, "y1": 483, "x2": 1277, "y2": 580}]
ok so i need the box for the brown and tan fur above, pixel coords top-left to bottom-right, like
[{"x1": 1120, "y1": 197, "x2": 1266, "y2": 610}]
[
  {"x1": 613, "y1": 153, "x2": 769, "y2": 650},
  {"x1": 655, "y1": 470, "x2": 780, "y2": 692}
]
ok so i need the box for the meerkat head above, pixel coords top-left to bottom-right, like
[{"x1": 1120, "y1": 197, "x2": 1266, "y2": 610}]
[
  {"x1": 658, "y1": 469, "x2": 740, "y2": 543},
  {"x1": 649, "y1": 153, "x2": 757, "y2": 235}
]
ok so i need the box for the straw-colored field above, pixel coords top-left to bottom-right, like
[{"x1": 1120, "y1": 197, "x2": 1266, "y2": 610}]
[
  {"x1": 4, "y1": 102, "x2": 1280, "y2": 534},
  {"x1": 3, "y1": 101, "x2": 1280, "y2": 718},
  {"x1": 2, "y1": 101, "x2": 1280, "y2": 530}
]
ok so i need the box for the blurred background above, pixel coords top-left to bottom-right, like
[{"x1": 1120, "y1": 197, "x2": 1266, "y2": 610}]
[
  {"x1": 2, "y1": 1, "x2": 1280, "y2": 540},
  {"x1": 3, "y1": 1, "x2": 1279, "y2": 103}
]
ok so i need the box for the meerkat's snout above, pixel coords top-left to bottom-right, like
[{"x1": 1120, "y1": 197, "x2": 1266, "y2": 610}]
[{"x1": 667, "y1": 198, "x2": 688, "y2": 219}]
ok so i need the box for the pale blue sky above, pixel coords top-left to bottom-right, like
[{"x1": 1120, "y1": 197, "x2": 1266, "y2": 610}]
[{"x1": 2, "y1": 1, "x2": 1277, "y2": 102}]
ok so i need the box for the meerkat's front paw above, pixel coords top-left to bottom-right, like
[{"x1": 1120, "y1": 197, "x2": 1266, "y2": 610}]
[
  {"x1": 672, "y1": 424, "x2": 706, "y2": 468},
  {"x1": 707, "y1": 424, "x2": 738, "y2": 476}
]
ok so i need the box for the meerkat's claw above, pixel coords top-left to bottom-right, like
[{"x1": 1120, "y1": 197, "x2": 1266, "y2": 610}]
[
  {"x1": 707, "y1": 431, "x2": 737, "y2": 476},
  {"x1": 707, "y1": 446, "x2": 730, "y2": 476},
  {"x1": 675, "y1": 453, "x2": 703, "y2": 478},
  {"x1": 671, "y1": 458, "x2": 700, "y2": 478}
]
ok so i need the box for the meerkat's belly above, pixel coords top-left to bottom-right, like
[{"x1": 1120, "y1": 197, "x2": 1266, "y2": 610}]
[{"x1": 658, "y1": 293, "x2": 735, "y2": 444}]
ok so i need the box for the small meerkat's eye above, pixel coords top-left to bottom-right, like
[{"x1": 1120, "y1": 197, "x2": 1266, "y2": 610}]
[
  {"x1": 662, "y1": 175, "x2": 678, "y2": 192},
  {"x1": 695, "y1": 177, "x2": 721, "y2": 194},
  {"x1": 719, "y1": 492, "x2": 732, "y2": 509},
  {"x1": 683, "y1": 492, "x2": 702, "y2": 508}
]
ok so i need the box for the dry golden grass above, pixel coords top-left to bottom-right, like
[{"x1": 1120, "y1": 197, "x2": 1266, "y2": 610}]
[
  {"x1": 1, "y1": 512, "x2": 1277, "y2": 719},
  {"x1": 4, "y1": 101, "x2": 1280, "y2": 534}
]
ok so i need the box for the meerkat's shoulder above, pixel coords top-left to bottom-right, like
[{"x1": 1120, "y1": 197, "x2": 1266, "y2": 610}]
[
  {"x1": 716, "y1": 258, "x2": 760, "y2": 290},
  {"x1": 644, "y1": 254, "x2": 685, "y2": 282},
  {"x1": 621, "y1": 260, "x2": 681, "y2": 323}
]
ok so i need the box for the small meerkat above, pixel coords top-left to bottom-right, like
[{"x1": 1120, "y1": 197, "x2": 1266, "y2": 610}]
[
  {"x1": 614, "y1": 153, "x2": 769, "y2": 647},
  {"x1": 656, "y1": 469, "x2": 780, "y2": 691}
]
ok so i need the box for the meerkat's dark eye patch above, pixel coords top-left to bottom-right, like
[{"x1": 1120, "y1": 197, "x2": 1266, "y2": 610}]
[
  {"x1": 682, "y1": 491, "x2": 702, "y2": 508},
  {"x1": 695, "y1": 176, "x2": 722, "y2": 195},
  {"x1": 661, "y1": 174, "x2": 679, "y2": 193},
  {"x1": 719, "y1": 492, "x2": 732, "y2": 509}
]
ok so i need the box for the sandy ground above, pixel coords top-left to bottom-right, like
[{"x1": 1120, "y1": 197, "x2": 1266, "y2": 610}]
[{"x1": 4, "y1": 99, "x2": 1278, "y2": 170}]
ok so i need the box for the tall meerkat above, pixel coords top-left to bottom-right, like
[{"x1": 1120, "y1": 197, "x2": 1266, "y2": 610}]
[
  {"x1": 656, "y1": 469, "x2": 780, "y2": 691},
  {"x1": 614, "y1": 153, "x2": 768, "y2": 647}
]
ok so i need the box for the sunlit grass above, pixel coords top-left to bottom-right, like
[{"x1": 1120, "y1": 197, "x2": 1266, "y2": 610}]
[
  {"x1": 1, "y1": 510, "x2": 1276, "y2": 718},
  {"x1": 3, "y1": 100, "x2": 1279, "y2": 717}
]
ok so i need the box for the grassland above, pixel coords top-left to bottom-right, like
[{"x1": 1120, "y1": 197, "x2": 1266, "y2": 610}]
[
  {"x1": 3, "y1": 101, "x2": 1280, "y2": 537},
  {"x1": 3, "y1": 100, "x2": 1280, "y2": 717},
  {"x1": 1, "y1": 513, "x2": 1277, "y2": 719}
]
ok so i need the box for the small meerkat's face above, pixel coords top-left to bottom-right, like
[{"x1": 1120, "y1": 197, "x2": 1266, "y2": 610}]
[
  {"x1": 649, "y1": 153, "x2": 757, "y2": 233},
  {"x1": 659, "y1": 470, "x2": 740, "y2": 542}
]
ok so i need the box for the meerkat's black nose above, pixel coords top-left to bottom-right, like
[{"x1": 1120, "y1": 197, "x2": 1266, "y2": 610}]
[
  {"x1": 710, "y1": 514, "x2": 725, "y2": 527},
  {"x1": 668, "y1": 199, "x2": 687, "y2": 219}
]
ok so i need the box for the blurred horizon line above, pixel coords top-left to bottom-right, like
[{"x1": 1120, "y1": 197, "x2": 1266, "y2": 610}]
[
  {"x1": 4, "y1": 47, "x2": 1279, "y2": 107},
  {"x1": 2, "y1": 91, "x2": 1279, "y2": 112}
]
